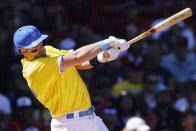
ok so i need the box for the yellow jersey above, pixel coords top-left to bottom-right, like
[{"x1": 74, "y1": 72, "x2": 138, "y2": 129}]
[{"x1": 21, "y1": 46, "x2": 91, "y2": 117}]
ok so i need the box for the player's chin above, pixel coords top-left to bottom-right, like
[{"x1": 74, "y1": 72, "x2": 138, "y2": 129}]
[{"x1": 38, "y1": 50, "x2": 46, "y2": 57}]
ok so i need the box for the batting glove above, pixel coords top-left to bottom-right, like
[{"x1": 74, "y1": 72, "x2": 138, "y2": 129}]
[
  {"x1": 109, "y1": 36, "x2": 130, "y2": 52},
  {"x1": 97, "y1": 48, "x2": 120, "y2": 63}
]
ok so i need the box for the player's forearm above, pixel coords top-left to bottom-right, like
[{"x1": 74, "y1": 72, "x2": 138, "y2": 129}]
[
  {"x1": 75, "y1": 61, "x2": 94, "y2": 70},
  {"x1": 61, "y1": 37, "x2": 129, "y2": 70},
  {"x1": 73, "y1": 43, "x2": 102, "y2": 64},
  {"x1": 62, "y1": 43, "x2": 103, "y2": 70},
  {"x1": 75, "y1": 46, "x2": 124, "y2": 70}
]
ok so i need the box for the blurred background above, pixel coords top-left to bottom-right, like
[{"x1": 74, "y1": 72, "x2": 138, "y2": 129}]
[{"x1": 0, "y1": 0, "x2": 195, "y2": 131}]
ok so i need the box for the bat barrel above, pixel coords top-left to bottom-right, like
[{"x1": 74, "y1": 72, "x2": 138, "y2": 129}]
[
  {"x1": 128, "y1": 8, "x2": 192, "y2": 45},
  {"x1": 153, "y1": 8, "x2": 192, "y2": 31},
  {"x1": 106, "y1": 8, "x2": 192, "y2": 59}
]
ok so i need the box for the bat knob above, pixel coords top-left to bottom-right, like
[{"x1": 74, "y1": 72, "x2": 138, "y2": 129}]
[{"x1": 103, "y1": 52, "x2": 110, "y2": 60}]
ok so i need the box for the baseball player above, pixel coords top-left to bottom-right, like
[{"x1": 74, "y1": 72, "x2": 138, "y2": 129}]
[{"x1": 13, "y1": 25, "x2": 130, "y2": 131}]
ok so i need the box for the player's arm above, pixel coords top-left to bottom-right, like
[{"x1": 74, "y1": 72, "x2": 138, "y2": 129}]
[
  {"x1": 75, "y1": 48, "x2": 122, "y2": 70},
  {"x1": 75, "y1": 61, "x2": 94, "y2": 70},
  {"x1": 61, "y1": 42, "x2": 102, "y2": 71},
  {"x1": 60, "y1": 37, "x2": 129, "y2": 71},
  {"x1": 74, "y1": 37, "x2": 130, "y2": 70}
]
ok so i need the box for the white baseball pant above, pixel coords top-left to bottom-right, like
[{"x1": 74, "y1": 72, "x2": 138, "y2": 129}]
[{"x1": 51, "y1": 109, "x2": 109, "y2": 131}]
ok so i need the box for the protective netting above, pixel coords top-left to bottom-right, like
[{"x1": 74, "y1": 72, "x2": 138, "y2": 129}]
[{"x1": 0, "y1": 1, "x2": 195, "y2": 130}]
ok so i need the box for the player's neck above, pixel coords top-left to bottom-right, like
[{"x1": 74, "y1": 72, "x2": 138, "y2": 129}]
[{"x1": 24, "y1": 55, "x2": 37, "y2": 61}]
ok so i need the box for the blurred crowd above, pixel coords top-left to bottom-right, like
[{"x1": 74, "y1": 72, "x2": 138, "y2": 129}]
[{"x1": 0, "y1": 0, "x2": 196, "y2": 131}]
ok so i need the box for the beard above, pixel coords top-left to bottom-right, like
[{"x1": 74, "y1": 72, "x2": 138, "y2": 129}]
[
  {"x1": 27, "y1": 49, "x2": 46, "y2": 61},
  {"x1": 38, "y1": 49, "x2": 46, "y2": 57}
]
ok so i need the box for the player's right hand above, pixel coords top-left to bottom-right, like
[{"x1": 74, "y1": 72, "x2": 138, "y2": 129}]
[
  {"x1": 109, "y1": 36, "x2": 130, "y2": 52},
  {"x1": 97, "y1": 48, "x2": 120, "y2": 63}
]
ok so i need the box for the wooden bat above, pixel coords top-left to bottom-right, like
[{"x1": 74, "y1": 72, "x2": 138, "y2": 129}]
[
  {"x1": 128, "y1": 8, "x2": 192, "y2": 45},
  {"x1": 103, "y1": 8, "x2": 192, "y2": 59}
]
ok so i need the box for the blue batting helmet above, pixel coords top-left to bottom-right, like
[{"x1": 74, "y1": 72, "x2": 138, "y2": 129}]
[{"x1": 13, "y1": 25, "x2": 48, "y2": 51}]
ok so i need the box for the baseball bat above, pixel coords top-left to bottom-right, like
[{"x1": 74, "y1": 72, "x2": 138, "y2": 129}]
[
  {"x1": 103, "y1": 8, "x2": 192, "y2": 59},
  {"x1": 128, "y1": 8, "x2": 192, "y2": 45}
]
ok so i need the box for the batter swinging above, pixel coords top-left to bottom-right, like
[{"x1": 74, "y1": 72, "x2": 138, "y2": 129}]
[{"x1": 13, "y1": 25, "x2": 130, "y2": 131}]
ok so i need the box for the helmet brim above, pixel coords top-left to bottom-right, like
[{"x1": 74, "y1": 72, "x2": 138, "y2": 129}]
[{"x1": 22, "y1": 34, "x2": 48, "y2": 49}]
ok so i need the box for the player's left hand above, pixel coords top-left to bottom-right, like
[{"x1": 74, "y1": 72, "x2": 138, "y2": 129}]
[
  {"x1": 97, "y1": 48, "x2": 120, "y2": 63},
  {"x1": 109, "y1": 36, "x2": 130, "y2": 52}
]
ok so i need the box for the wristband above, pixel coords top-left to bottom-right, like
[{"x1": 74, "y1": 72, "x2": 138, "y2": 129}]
[{"x1": 89, "y1": 56, "x2": 102, "y2": 66}]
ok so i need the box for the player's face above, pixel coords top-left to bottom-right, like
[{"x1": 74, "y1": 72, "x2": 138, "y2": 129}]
[{"x1": 20, "y1": 42, "x2": 46, "y2": 61}]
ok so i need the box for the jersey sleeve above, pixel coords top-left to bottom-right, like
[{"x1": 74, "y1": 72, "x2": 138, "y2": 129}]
[
  {"x1": 57, "y1": 56, "x2": 63, "y2": 72},
  {"x1": 57, "y1": 49, "x2": 74, "y2": 72}
]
